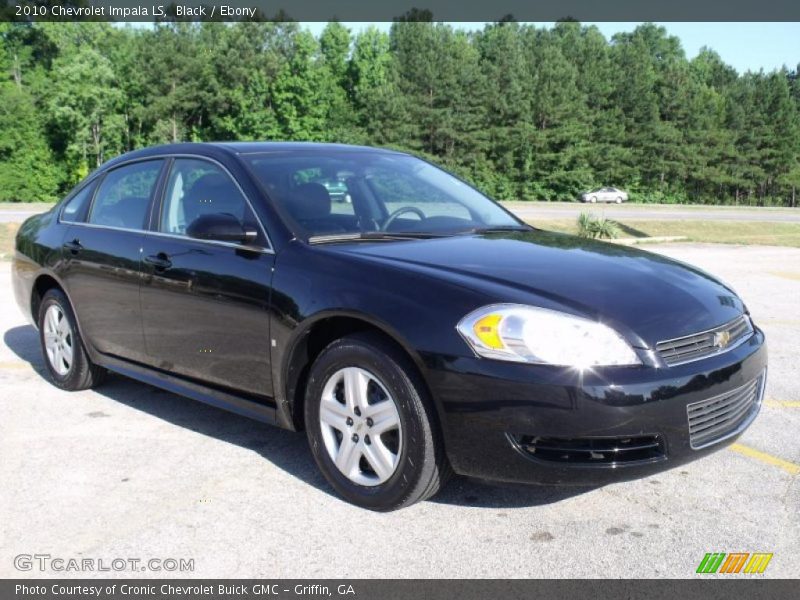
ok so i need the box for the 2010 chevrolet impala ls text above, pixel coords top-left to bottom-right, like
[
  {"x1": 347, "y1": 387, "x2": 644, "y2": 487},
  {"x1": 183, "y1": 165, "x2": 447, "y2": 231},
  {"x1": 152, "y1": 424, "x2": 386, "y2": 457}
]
[{"x1": 12, "y1": 143, "x2": 767, "y2": 510}]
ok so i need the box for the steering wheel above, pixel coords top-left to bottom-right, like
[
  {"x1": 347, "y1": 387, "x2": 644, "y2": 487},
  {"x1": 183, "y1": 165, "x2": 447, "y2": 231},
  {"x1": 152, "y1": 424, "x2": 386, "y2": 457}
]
[{"x1": 382, "y1": 206, "x2": 426, "y2": 231}]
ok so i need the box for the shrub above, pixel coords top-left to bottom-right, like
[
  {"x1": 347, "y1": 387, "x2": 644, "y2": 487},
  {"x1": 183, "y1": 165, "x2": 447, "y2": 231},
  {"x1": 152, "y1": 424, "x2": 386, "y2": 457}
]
[{"x1": 577, "y1": 212, "x2": 620, "y2": 239}]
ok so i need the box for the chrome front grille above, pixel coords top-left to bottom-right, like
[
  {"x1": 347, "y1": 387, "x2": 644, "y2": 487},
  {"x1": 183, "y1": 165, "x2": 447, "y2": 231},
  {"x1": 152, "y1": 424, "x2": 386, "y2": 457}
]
[
  {"x1": 687, "y1": 372, "x2": 765, "y2": 449},
  {"x1": 656, "y1": 315, "x2": 753, "y2": 367}
]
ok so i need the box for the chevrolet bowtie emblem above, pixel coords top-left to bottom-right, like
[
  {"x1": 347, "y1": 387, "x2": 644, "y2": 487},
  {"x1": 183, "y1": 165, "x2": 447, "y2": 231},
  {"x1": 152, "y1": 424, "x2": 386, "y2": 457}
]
[{"x1": 713, "y1": 330, "x2": 732, "y2": 348}]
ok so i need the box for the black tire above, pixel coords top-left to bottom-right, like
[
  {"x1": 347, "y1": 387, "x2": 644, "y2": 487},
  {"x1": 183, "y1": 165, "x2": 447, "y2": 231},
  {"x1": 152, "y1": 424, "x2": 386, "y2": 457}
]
[
  {"x1": 304, "y1": 332, "x2": 451, "y2": 511},
  {"x1": 38, "y1": 288, "x2": 105, "y2": 391}
]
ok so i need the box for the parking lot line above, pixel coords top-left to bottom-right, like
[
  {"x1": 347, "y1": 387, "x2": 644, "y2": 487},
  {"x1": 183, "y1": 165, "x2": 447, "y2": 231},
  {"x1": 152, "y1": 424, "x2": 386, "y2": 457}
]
[
  {"x1": 0, "y1": 360, "x2": 30, "y2": 370},
  {"x1": 764, "y1": 399, "x2": 800, "y2": 408},
  {"x1": 729, "y1": 443, "x2": 800, "y2": 476},
  {"x1": 768, "y1": 270, "x2": 800, "y2": 281},
  {"x1": 761, "y1": 319, "x2": 800, "y2": 326}
]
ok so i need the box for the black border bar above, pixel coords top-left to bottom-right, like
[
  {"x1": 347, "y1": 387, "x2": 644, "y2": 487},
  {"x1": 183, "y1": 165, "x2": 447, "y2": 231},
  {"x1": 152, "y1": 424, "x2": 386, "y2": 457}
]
[
  {"x1": 3, "y1": 580, "x2": 799, "y2": 600},
  {"x1": 3, "y1": 0, "x2": 800, "y2": 22}
]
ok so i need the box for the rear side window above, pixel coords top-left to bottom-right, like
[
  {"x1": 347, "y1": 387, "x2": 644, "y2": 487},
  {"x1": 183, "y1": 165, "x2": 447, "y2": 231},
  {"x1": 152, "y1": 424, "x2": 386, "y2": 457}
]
[
  {"x1": 60, "y1": 181, "x2": 97, "y2": 223},
  {"x1": 88, "y1": 160, "x2": 163, "y2": 230}
]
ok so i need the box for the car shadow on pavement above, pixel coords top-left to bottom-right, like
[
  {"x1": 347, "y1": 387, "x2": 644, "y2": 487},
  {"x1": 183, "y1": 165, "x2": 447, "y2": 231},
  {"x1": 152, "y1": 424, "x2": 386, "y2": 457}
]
[
  {"x1": 431, "y1": 478, "x2": 596, "y2": 509},
  {"x1": 4, "y1": 323, "x2": 597, "y2": 509}
]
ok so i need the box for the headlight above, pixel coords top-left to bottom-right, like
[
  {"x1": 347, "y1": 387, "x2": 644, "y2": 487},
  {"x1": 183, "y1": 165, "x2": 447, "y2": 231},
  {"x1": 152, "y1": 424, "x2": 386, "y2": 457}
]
[{"x1": 457, "y1": 304, "x2": 641, "y2": 368}]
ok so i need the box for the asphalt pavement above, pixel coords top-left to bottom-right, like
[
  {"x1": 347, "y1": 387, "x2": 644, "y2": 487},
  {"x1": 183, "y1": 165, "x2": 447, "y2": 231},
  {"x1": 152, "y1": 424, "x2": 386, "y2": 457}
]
[
  {"x1": 0, "y1": 210, "x2": 46, "y2": 223},
  {"x1": 0, "y1": 245, "x2": 798, "y2": 578}
]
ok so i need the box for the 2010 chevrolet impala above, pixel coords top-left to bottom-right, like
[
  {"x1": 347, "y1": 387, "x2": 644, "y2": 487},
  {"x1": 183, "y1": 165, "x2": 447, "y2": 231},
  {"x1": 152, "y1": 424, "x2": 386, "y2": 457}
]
[{"x1": 12, "y1": 143, "x2": 767, "y2": 510}]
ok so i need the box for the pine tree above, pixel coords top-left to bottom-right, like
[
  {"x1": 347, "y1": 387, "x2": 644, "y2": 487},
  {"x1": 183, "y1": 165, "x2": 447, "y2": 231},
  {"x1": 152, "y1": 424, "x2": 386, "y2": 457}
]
[{"x1": 0, "y1": 20, "x2": 798, "y2": 206}]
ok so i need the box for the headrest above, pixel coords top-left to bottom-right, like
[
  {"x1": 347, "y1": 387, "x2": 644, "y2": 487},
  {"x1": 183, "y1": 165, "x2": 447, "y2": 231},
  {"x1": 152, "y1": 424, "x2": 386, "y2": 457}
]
[
  {"x1": 186, "y1": 173, "x2": 237, "y2": 202},
  {"x1": 287, "y1": 182, "x2": 331, "y2": 220},
  {"x1": 108, "y1": 196, "x2": 147, "y2": 229},
  {"x1": 184, "y1": 173, "x2": 244, "y2": 220}
]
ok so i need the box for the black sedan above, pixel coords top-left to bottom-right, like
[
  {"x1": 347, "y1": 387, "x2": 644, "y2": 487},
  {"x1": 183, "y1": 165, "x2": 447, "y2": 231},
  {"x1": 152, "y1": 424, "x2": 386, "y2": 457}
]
[{"x1": 12, "y1": 143, "x2": 767, "y2": 510}]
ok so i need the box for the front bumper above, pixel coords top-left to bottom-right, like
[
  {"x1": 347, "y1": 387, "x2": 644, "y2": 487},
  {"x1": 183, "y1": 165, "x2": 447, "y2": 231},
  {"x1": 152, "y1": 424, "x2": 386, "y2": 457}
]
[{"x1": 426, "y1": 328, "x2": 767, "y2": 485}]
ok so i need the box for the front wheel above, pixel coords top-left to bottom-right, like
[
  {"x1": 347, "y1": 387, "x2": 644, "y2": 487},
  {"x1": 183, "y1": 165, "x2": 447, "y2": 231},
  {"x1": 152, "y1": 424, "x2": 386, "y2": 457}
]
[
  {"x1": 304, "y1": 332, "x2": 450, "y2": 511},
  {"x1": 615, "y1": 197, "x2": 623, "y2": 204},
  {"x1": 590, "y1": 196, "x2": 597, "y2": 203}
]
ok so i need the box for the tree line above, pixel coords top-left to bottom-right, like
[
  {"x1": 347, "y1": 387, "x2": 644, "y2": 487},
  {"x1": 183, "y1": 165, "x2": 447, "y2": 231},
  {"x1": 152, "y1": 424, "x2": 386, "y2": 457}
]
[{"x1": 1, "y1": 19, "x2": 799, "y2": 205}]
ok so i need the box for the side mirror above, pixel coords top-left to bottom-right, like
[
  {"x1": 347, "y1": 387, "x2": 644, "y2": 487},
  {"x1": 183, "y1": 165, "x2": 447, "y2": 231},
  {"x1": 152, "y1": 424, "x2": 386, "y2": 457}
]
[{"x1": 186, "y1": 213, "x2": 257, "y2": 245}]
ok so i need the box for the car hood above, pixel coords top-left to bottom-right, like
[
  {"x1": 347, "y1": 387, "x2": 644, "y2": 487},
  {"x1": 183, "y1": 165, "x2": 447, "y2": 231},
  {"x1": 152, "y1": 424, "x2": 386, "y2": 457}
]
[{"x1": 325, "y1": 230, "x2": 745, "y2": 348}]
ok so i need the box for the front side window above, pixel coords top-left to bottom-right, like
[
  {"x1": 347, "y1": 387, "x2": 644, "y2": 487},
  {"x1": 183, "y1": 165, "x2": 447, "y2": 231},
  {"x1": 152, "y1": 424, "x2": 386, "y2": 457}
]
[
  {"x1": 244, "y1": 151, "x2": 522, "y2": 238},
  {"x1": 160, "y1": 158, "x2": 259, "y2": 239},
  {"x1": 88, "y1": 161, "x2": 163, "y2": 229}
]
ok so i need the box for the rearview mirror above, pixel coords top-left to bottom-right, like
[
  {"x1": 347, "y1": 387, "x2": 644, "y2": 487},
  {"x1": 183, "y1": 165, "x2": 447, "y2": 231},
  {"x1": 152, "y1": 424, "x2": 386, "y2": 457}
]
[{"x1": 186, "y1": 213, "x2": 257, "y2": 245}]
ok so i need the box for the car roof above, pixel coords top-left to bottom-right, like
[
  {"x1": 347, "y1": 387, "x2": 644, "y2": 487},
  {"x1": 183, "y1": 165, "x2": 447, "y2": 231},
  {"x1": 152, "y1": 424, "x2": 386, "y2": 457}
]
[
  {"x1": 212, "y1": 141, "x2": 399, "y2": 155},
  {"x1": 100, "y1": 142, "x2": 402, "y2": 171}
]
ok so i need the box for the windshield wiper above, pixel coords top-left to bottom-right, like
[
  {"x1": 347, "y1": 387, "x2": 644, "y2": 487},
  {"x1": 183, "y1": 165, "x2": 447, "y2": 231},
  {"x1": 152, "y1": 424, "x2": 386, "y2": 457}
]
[
  {"x1": 360, "y1": 231, "x2": 453, "y2": 240},
  {"x1": 308, "y1": 231, "x2": 451, "y2": 244},
  {"x1": 466, "y1": 225, "x2": 534, "y2": 234}
]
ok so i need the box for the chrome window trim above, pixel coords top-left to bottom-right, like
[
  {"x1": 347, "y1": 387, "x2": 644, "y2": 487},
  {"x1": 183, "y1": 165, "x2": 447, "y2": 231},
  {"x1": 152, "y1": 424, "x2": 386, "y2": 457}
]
[
  {"x1": 655, "y1": 314, "x2": 754, "y2": 367},
  {"x1": 65, "y1": 221, "x2": 274, "y2": 255},
  {"x1": 62, "y1": 153, "x2": 274, "y2": 254}
]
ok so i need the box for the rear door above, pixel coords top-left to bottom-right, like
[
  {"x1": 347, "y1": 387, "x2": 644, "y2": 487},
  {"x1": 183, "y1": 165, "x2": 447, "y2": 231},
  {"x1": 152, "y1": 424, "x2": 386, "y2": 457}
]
[
  {"x1": 60, "y1": 159, "x2": 165, "y2": 363},
  {"x1": 139, "y1": 157, "x2": 276, "y2": 400}
]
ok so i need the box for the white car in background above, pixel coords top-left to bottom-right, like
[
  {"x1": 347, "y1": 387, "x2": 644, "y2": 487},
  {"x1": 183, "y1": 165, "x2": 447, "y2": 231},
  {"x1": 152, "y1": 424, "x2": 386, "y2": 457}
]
[{"x1": 580, "y1": 187, "x2": 629, "y2": 203}]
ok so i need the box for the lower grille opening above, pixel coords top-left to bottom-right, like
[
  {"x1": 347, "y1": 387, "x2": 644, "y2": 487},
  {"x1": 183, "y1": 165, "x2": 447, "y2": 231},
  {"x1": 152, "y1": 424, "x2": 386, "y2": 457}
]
[
  {"x1": 512, "y1": 434, "x2": 665, "y2": 466},
  {"x1": 687, "y1": 371, "x2": 765, "y2": 449}
]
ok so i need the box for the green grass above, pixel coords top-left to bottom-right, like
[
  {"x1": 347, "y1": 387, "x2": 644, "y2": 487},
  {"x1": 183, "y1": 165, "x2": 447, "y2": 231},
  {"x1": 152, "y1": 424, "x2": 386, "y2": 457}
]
[
  {"x1": 537, "y1": 219, "x2": 800, "y2": 248},
  {"x1": 0, "y1": 223, "x2": 20, "y2": 261}
]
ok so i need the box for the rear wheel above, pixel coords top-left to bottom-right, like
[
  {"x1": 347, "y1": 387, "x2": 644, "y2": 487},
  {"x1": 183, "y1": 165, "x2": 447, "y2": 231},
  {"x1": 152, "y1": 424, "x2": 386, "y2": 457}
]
[
  {"x1": 304, "y1": 332, "x2": 450, "y2": 511},
  {"x1": 38, "y1": 288, "x2": 105, "y2": 391}
]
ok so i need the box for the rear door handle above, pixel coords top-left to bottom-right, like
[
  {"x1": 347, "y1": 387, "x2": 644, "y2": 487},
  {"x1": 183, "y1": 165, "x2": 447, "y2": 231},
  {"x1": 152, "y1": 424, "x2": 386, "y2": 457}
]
[
  {"x1": 144, "y1": 253, "x2": 172, "y2": 270},
  {"x1": 63, "y1": 239, "x2": 82, "y2": 254}
]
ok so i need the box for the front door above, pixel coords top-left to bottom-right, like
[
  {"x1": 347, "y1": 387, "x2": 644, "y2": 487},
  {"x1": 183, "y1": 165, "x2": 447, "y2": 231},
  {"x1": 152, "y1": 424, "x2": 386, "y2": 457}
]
[
  {"x1": 139, "y1": 158, "x2": 275, "y2": 400},
  {"x1": 61, "y1": 159, "x2": 165, "y2": 363}
]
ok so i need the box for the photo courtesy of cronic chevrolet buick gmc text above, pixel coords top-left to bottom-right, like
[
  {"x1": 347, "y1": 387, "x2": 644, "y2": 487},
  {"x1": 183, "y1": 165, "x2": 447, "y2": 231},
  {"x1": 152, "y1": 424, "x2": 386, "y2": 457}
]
[{"x1": 12, "y1": 143, "x2": 767, "y2": 511}]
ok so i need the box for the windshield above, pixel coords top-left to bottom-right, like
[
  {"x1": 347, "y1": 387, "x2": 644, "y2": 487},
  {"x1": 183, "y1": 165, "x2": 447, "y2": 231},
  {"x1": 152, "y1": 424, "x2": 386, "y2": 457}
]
[{"x1": 244, "y1": 151, "x2": 524, "y2": 239}]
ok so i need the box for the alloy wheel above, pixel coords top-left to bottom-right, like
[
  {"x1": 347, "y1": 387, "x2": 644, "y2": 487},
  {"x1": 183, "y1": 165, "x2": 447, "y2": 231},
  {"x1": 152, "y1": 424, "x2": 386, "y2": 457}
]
[
  {"x1": 43, "y1": 304, "x2": 73, "y2": 376},
  {"x1": 318, "y1": 367, "x2": 402, "y2": 486}
]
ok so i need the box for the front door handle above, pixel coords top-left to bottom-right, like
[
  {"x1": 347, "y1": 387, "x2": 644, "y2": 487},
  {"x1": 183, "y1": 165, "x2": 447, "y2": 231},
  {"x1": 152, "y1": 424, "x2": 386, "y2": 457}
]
[
  {"x1": 63, "y1": 239, "x2": 82, "y2": 254},
  {"x1": 144, "y1": 253, "x2": 172, "y2": 270}
]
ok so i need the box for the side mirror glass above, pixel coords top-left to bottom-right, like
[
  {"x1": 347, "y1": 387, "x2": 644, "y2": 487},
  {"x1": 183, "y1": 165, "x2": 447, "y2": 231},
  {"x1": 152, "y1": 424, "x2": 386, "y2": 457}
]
[{"x1": 186, "y1": 213, "x2": 257, "y2": 244}]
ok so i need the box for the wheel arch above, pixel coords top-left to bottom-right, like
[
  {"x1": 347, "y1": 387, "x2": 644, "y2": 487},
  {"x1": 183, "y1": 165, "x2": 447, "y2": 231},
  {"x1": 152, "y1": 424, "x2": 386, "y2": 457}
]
[
  {"x1": 29, "y1": 271, "x2": 97, "y2": 361},
  {"x1": 31, "y1": 272, "x2": 68, "y2": 327},
  {"x1": 279, "y1": 311, "x2": 436, "y2": 433}
]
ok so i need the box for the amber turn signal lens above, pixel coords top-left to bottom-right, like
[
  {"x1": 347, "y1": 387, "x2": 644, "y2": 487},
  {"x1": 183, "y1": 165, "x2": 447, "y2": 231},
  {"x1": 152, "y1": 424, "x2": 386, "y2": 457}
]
[{"x1": 473, "y1": 314, "x2": 504, "y2": 349}]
